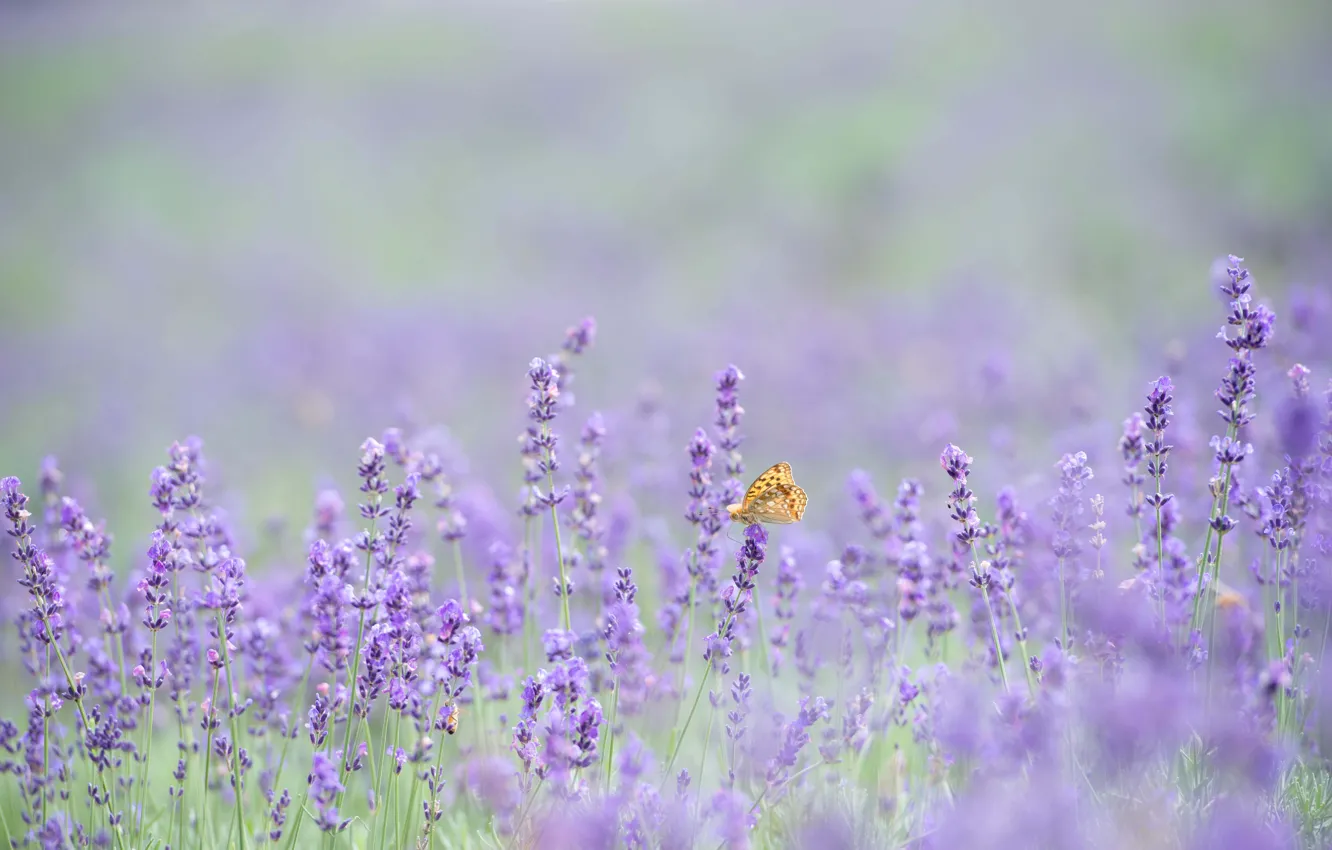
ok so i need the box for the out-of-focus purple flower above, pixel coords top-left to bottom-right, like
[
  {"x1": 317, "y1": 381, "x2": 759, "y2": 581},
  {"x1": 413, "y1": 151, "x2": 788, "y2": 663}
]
[
  {"x1": 684, "y1": 427, "x2": 723, "y2": 595},
  {"x1": 892, "y1": 478, "x2": 925, "y2": 549},
  {"x1": 512, "y1": 655, "x2": 599, "y2": 790},
  {"x1": 764, "y1": 695, "x2": 830, "y2": 795},
  {"x1": 36, "y1": 456, "x2": 64, "y2": 544},
  {"x1": 1277, "y1": 364, "x2": 1318, "y2": 461},
  {"x1": 58, "y1": 497, "x2": 114, "y2": 598},
  {"x1": 465, "y1": 755, "x2": 522, "y2": 824},
  {"x1": 484, "y1": 541, "x2": 525, "y2": 638},
  {"x1": 1119, "y1": 412, "x2": 1146, "y2": 522},
  {"x1": 309, "y1": 488, "x2": 345, "y2": 545},
  {"x1": 547, "y1": 316, "x2": 596, "y2": 410},
  {"x1": 662, "y1": 428, "x2": 724, "y2": 667},
  {"x1": 769, "y1": 546, "x2": 803, "y2": 676},
  {"x1": 604, "y1": 566, "x2": 652, "y2": 715},
  {"x1": 848, "y1": 469, "x2": 891, "y2": 542},
  {"x1": 307, "y1": 752, "x2": 350, "y2": 833},
  {"x1": 303, "y1": 540, "x2": 353, "y2": 675},
  {"x1": 569, "y1": 412, "x2": 609, "y2": 595},
  {"x1": 426, "y1": 467, "x2": 467, "y2": 549},
  {"x1": 1050, "y1": 451, "x2": 1093, "y2": 563},
  {"x1": 723, "y1": 672, "x2": 751, "y2": 789},
  {"x1": 1259, "y1": 469, "x2": 1298, "y2": 554},
  {"x1": 1188, "y1": 800, "x2": 1296, "y2": 850},
  {"x1": 527, "y1": 801, "x2": 620, "y2": 850},
  {"x1": 712, "y1": 366, "x2": 746, "y2": 509},
  {"x1": 543, "y1": 628, "x2": 576, "y2": 663},
  {"x1": 267, "y1": 788, "x2": 291, "y2": 841},
  {"x1": 923, "y1": 766, "x2": 1082, "y2": 850},
  {"x1": 915, "y1": 542, "x2": 957, "y2": 648},
  {"x1": 709, "y1": 788, "x2": 754, "y2": 850}
]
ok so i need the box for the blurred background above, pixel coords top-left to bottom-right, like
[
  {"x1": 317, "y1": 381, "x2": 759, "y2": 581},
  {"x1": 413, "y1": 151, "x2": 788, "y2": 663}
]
[{"x1": 2, "y1": 1, "x2": 1331, "y2": 551}]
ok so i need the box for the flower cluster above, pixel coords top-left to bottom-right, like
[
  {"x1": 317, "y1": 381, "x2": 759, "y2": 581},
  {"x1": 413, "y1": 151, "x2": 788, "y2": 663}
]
[{"x1": 5, "y1": 261, "x2": 1332, "y2": 850}]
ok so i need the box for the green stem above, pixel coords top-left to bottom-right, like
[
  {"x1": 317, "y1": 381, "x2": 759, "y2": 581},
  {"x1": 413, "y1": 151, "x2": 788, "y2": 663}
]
[
  {"x1": 100, "y1": 586, "x2": 132, "y2": 718},
  {"x1": 271, "y1": 653, "x2": 316, "y2": 799},
  {"x1": 136, "y1": 630, "x2": 162, "y2": 838},
  {"x1": 0, "y1": 797, "x2": 13, "y2": 850},
  {"x1": 41, "y1": 646, "x2": 50, "y2": 833},
  {"x1": 544, "y1": 451, "x2": 572, "y2": 635},
  {"x1": 453, "y1": 538, "x2": 471, "y2": 613},
  {"x1": 747, "y1": 759, "x2": 825, "y2": 817},
  {"x1": 1263, "y1": 549, "x2": 1277, "y2": 659},
  {"x1": 199, "y1": 667, "x2": 221, "y2": 850},
  {"x1": 1149, "y1": 461, "x2": 1166, "y2": 633},
  {"x1": 522, "y1": 517, "x2": 534, "y2": 677},
  {"x1": 334, "y1": 518, "x2": 381, "y2": 813},
  {"x1": 968, "y1": 537, "x2": 1030, "y2": 695},
  {"x1": 1318, "y1": 604, "x2": 1331, "y2": 674},
  {"x1": 43, "y1": 623, "x2": 127, "y2": 850},
  {"x1": 508, "y1": 777, "x2": 545, "y2": 850},
  {"x1": 376, "y1": 711, "x2": 404, "y2": 850},
  {"x1": 418, "y1": 703, "x2": 453, "y2": 845},
  {"x1": 980, "y1": 584, "x2": 1010, "y2": 691},
  {"x1": 696, "y1": 701, "x2": 718, "y2": 815},
  {"x1": 215, "y1": 613, "x2": 250, "y2": 850},
  {"x1": 454, "y1": 539, "x2": 493, "y2": 758},
  {"x1": 661, "y1": 659, "x2": 712, "y2": 792},
  {"x1": 603, "y1": 676, "x2": 621, "y2": 790},
  {"x1": 1274, "y1": 542, "x2": 1289, "y2": 736},
  {"x1": 674, "y1": 577, "x2": 699, "y2": 729},
  {"x1": 167, "y1": 569, "x2": 191, "y2": 850},
  {"x1": 660, "y1": 607, "x2": 743, "y2": 791},
  {"x1": 1002, "y1": 585, "x2": 1038, "y2": 696},
  {"x1": 753, "y1": 599, "x2": 772, "y2": 679},
  {"x1": 1202, "y1": 467, "x2": 1239, "y2": 685},
  {"x1": 1190, "y1": 422, "x2": 1239, "y2": 634},
  {"x1": 716, "y1": 759, "x2": 831, "y2": 850},
  {"x1": 369, "y1": 706, "x2": 391, "y2": 817},
  {"x1": 1057, "y1": 557, "x2": 1070, "y2": 653},
  {"x1": 281, "y1": 786, "x2": 310, "y2": 850}
]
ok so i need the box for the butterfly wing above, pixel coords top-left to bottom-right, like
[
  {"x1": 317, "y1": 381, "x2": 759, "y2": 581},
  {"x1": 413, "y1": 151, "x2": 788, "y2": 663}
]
[
  {"x1": 745, "y1": 483, "x2": 808, "y2": 524},
  {"x1": 741, "y1": 462, "x2": 794, "y2": 509}
]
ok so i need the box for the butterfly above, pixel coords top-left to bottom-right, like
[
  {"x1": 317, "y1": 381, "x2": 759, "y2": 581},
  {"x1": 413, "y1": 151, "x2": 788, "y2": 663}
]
[
  {"x1": 1213, "y1": 579, "x2": 1250, "y2": 613},
  {"x1": 1119, "y1": 575, "x2": 1249, "y2": 612},
  {"x1": 726, "y1": 462, "x2": 808, "y2": 526}
]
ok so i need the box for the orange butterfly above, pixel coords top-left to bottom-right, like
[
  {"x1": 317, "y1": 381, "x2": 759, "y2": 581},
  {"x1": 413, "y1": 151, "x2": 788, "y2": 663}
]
[{"x1": 726, "y1": 462, "x2": 808, "y2": 526}]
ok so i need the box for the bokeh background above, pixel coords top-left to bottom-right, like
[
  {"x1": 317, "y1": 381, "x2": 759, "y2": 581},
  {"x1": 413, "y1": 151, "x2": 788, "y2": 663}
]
[{"x1": 3, "y1": 1, "x2": 1332, "y2": 556}]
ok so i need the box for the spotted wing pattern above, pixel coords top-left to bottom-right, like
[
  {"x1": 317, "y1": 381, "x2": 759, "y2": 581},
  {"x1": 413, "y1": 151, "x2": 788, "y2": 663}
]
[
  {"x1": 746, "y1": 482, "x2": 807, "y2": 524},
  {"x1": 731, "y1": 462, "x2": 807, "y2": 525},
  {"x1": 742, "y1": 462, "x2": 795, "y2": 506}
]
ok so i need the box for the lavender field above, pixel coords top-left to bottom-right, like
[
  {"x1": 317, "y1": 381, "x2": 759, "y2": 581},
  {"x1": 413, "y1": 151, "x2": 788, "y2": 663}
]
[{"x1": 4, "y1": 4, "x2": 1332, "y2": 850}]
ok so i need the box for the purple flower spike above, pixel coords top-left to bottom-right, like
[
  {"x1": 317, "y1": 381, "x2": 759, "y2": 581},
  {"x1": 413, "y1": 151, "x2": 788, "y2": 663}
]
[{"x1": 704, "y1": 524, "x2": 768, "y2": 675}]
